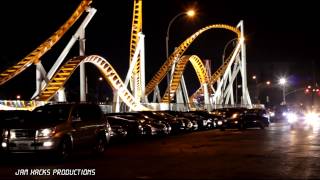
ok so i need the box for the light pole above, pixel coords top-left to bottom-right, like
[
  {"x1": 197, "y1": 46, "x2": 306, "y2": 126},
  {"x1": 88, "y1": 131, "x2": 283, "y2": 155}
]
[
  {"x1": 165, "y1": 10, "x2": 195, "y2": 59},
  {"x1": 165, "y1": 9, "x2": 195, "y2": 110},
  {"x1": 251, "y1": 75, "x2": 258, "y2": 103},
  {"x1": 98, "y1": 77, "x2": 103, "y2": 102},
  {"x1": 279, "y1": 77, "x2": 287, "y2": 105},
  {"x1": 222, "y1": 38, "x2": 238, "y2": 64}
]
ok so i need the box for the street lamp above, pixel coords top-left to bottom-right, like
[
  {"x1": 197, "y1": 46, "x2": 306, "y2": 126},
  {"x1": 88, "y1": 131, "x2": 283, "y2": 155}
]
[
  {"x1": 222, "y1": 38, "x2": 238, "y2": 63},
  {"x1": 165, "y1": 9, "x2": 195, "y2": 110},
  {"x1": 165, "y1": 9, "x2": 195, "y2": 59},
  {"x1": 279, "y1": 77, "x2": 287, "y2": 105},
  {"x1": 98, "y1": 77, "x2": 103, "y2": 102}
]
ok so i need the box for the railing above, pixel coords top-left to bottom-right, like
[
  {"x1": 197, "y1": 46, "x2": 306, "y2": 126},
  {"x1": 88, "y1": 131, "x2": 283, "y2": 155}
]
[{"x1": 0, "y1": 100, "x2": 47, "y2": 111}]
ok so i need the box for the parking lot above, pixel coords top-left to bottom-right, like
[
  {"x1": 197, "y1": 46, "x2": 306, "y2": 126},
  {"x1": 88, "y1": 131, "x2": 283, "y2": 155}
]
[{"x1": 1, "y1": 122, "x2": 320, "y2": 179}]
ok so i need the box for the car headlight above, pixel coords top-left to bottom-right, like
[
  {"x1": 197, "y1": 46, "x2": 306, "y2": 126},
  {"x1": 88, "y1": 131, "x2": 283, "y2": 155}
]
[
  {"x1": 217, "y1": 121, "x2": 223, "y2": 125},
  {"x1": 37, "y1": 128, "x2": 56, "y2": 138},
  {"x1": 305, "y1": 112, "x2": 319, "y2": 126},
  {"x1": 2, "y1": 130, "x2": 9, "y2": 138},
  {"x1": 282, "y1": 112, "x2": 287, "y2": 117},
  {"x1": 231, "y1": 113, "x2": 239, "y2": 119},
  {"x1": 269, "y1": 112, "x2": 275, "y2": 117},
  {"x1": 287, "y1": 113, "x2": 297, "y2": 124}
]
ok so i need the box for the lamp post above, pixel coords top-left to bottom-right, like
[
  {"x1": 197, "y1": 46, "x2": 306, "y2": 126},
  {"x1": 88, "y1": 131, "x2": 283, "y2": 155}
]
[
  {"x1": 165, "y1": 9, "x2": 195, "y2": 110},
  {"x1": 279, "y1": 77, "x2": 287, "y2": 105},
  {"x1": 98, "y1": 77, "x2": 103, "y2": 102},
  {"x1": 165, "y1": 10, "x2": 195, "y2": 59},
  {"x1": 222, "y1": 38, "x2": 238, "y2": 64},
  {"x1": 252, "y1": 75, "x2": 258, "y2": 103}
]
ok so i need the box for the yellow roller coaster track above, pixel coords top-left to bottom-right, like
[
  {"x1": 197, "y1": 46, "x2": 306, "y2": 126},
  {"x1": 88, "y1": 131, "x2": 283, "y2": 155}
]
[
  {"x1": 161, "y1": 55, "x2": 209, "y2": 103},
  {"x1": 0, "y1": 0, "x2": 92, "y2": 85},
  {"x1": 129, "y1": 0, "x2": 143, "y2": 94},
  {"x1": 36, "y1": 55, "x2": 150, "y2": 111},
  {"x1": 189, "y1": 43, "x2": 241, "y2": 101},
  {"x1": 144, "y1": 24, "x2": 241, "y2": 96}
]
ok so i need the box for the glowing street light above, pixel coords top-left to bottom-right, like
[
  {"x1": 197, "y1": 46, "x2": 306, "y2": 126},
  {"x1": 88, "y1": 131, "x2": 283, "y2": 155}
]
[
  {"x1": 165, "y1": 9, "x2": 196, "y2": 110},
  {"x1": 266, "y1": 81, "x2": 271, "y2": 86},
  {"x1": 279, "y1": 77, "x2": 287, "y2": 105},
  {"x1": 252, "y1": 75, "x2": 256, "y2": 80},
  {"x1": 165, "y1": 9, "x2": 196, "y2": 59}
]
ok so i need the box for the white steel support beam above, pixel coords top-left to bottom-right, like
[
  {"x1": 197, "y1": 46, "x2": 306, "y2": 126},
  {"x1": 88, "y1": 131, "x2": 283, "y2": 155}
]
[
  {"x1": 212, "y1": 40, "x2": 242, "y2": 104},
  {"x1": 56, "y1": 88, "x2": 66, "y2": 102},
  {"x1": 47, "y1": 7, "x2": 96, "y2": 80},
  {"x1": 79, "y1": 29, "x2": 86, "y2": 102},
  {"x1": 203, "y1": 83, "x2": 211, "y2": 111},
  {"x1": 35, "y1": 62, "x2": 43, "y2": 97},
  {"x1": 237, "y1": 20, "x2": 252, "y2": 106},
  {"x1": 139, "y1": 33, "x2": 147, "y2": 103},
  {"x1": 225, "y1": 61, "x2": 241, "y2": 105},
  {"x1": 124, "y1": 33, "x2": 144, "y2": 88},
  {"x1": 180, "y1": 75, "x2": 190, "y2": 110},
  {"x1": 32, "y1": 61, "x2": 49, "y2": 99},
  {"x1": 31, "y1": 7, "x2": 96, "y2": 102},
  {"x1": 123, "y1": 32, "x2": 145, "y2": 105},
  {"x1": 152, "y1": 85, "x2": 161, "y2": 103},
  {"x1": 176, "y1": 85, "x2": 184, "y2": 111},
  {"x1": 113, "y1": 90, "x2": 120, "y2": 113},
  {"x1": 168, "y1": 59, "x2": 178, "y2": 110}
]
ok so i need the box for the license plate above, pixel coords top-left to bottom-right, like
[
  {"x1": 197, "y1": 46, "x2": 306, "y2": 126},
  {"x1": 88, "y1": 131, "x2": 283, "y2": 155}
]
[{"x1": 17, "y1": 143, "x2": 29, "y2": 150}]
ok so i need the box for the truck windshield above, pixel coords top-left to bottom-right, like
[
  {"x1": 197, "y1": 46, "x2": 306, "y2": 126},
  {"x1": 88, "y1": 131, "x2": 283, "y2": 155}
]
[{"x1": 33, "y1": 105, "x2": 71, "y2": 122}]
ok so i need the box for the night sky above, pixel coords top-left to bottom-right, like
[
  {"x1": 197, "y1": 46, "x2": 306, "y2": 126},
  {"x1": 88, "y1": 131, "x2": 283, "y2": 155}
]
[{"x1": 0, "y1": 0, "x2": 319, "y2": 105}]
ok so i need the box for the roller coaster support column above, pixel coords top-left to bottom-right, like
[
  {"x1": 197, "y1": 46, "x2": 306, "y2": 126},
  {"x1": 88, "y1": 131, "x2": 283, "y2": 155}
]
[
  {"x1": 238, "y1": 20, "x2": 252, "y2": 107},
  {"x1": 181, "y1": 76, "x2": 190, "y2": 110},
  {"x1": 212, "y1": 40, "x2": 242, "y2": 105},
  {"x1": 35, "y1": 62, "x2": 43, "y2": 97},
  {"x1": 34, "y1": 61, "x2": 51, "y2": 99},
  {"x1": 32, "y1": 7, "x2": 96, "y2": 101},
  {"x1": 79, "y1": 29, "x2": 86, "y2": 101},
  {"x1": 203, "y1": 83, "x2": 211, "y2": 111},
  {"x1": 124, "y1": 33, "x2": 146, "y2": 108},
  {"x1": 113, "y1": 90, "x2": 120, "y2": 112},
  {"x1": 140, "y1": 33, "x2": 147, "y2": 103}
]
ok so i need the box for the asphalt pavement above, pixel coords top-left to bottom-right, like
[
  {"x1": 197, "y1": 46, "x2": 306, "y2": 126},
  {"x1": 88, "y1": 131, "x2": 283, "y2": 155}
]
[{"x1": 1, "y1": 122, "x2": 320, "y2": 180}]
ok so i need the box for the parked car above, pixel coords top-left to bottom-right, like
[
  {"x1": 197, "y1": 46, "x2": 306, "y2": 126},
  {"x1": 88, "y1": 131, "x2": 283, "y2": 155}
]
[
  {"x1": 215, "y1": 108, "x2": 270, "y2": 130},
  {"x1": 106, "y1": 114, "x2": 146, "y2": 139},
  {"x1": 214, "y1": 108, "x2": 247, "y2": 130},
  {"x1": 1, "y1": 103, "x2": 112, "y2": 160},
  {"x1": 0, "y1": 110, "x2": 31, "y2": 151},
  {"x1": 162, "y1": 111, "x2": 194, "y2": 131},
  {"x1": 209, "y1": 110, "x2": 226, "y2": 129},
  {"x1": 109, "y1": 112, "x2": 170, "y2": 136},
  {"x1": 138, "y1": 111, "x2": 190, "y2": 134},
  {"x1": 180, "y1": 111, "x2": 217, "y2": 130},
  {"x1": 243, "y1": 108, "x2": 270, "y2": 129}
]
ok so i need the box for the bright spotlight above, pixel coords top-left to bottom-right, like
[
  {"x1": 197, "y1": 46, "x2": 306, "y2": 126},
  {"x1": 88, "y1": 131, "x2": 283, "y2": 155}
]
[{"x1": 186, "y1": 10, "x2": 195, "y2": 17}]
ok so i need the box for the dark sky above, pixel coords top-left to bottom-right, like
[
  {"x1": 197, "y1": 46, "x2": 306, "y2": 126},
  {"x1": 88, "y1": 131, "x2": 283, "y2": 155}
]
[{"x1": 0, "y1": 0, "x2": 319, "y2": 101}]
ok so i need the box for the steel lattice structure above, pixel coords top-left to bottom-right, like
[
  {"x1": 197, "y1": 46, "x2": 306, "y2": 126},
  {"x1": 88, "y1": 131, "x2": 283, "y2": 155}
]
[{"x1": 0, "y1": 0, "x2": 251, "y2": 111}]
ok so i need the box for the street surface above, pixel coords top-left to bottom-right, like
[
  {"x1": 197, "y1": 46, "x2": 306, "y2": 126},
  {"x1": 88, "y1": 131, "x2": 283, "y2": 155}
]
[{"x1": 1, "y1": 122, "x2": 320, "y2": 180}]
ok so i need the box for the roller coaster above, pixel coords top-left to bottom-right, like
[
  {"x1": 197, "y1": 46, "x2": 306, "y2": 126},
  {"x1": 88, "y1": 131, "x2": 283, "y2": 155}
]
[{"x1": 0, "y1": 0, "x2": 252, "y2": 112}]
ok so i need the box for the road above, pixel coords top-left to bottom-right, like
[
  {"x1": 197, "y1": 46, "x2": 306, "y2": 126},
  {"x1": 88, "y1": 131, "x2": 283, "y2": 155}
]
[{"x1": 1, "y1": 122, "x2": 320, "y2": 180}]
